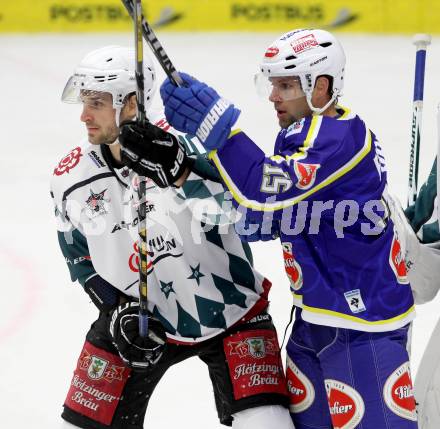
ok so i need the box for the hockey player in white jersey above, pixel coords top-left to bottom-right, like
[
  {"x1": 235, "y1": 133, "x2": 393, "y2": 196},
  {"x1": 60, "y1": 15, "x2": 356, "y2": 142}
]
[{"x1": 50, "y1": 46, "x2": 295, "y2": 429}]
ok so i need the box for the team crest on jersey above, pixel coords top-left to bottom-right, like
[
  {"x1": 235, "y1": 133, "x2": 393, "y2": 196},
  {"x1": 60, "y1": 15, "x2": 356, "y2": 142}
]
[
  {"x1": 325, "y1": 379, "x2": 365, "y2": 429},
  {"x1": 286, "y1": 357, "x2": 315, "y2": 413},
  {"x1": 228, "y1": 336, "x2": 277, "y2": 359},
  {"x1": 54, "y1": 147, "x2": 82, "y2": 176},
  {"x1": 294, "y1": 162, "x2": 320, "y2": 190},
  {"x1": 291, "y1": 34, "x2": 318, "y2": 54},
  {"x1": 85, "y1": 189, "x2": 110, "y2": 217},
  {"x1": 265, "y1": 46, "x2": 279, "y2": 57},
  {"x1": 286, "y1": 118, "x2": 305, "y2": 137},
  {"x1": 389, "y1": 231, "x2": 408, "y2": 284},
  {"x1": 282, "y1": 242, "x2": 303, "y2": 291},
  {"x1": 383, "y1": 362, "x2": 417, "y2": 421},
  {"x1": 78, "y1": 348, "x2": 125, "y2": 383}
]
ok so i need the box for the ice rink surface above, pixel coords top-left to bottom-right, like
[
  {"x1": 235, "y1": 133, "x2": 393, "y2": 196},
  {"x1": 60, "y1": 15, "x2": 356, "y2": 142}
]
[{"x1": 1, "y1": 32, "x2": 440, "y2": 428}]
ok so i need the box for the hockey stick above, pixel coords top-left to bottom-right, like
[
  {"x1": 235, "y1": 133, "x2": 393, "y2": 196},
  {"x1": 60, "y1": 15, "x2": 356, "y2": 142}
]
[
  {"x1": 121, "y1": 0, "x2": 183, "y2": 86},
  {"x1": 133, "y1": 0, "x2": 149, "y2": 338},
  {"x1": 408, "y1": 34, "x2": 431, "y2": 207}
]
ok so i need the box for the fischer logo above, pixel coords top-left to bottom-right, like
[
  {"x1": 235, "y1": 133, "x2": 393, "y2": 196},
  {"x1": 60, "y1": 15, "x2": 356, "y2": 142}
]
[
  {"x1": 389, "y1": 231, "x2": 408, "y2": 284},
  {"x1": 325, "y1": 379, "x2": 365, "y2": 429},
  {"x1": 291, "y1": 34, "x2": 318, "y2": 54},
  {"x1": 383, "y1": 362, "x2": 417, "y2": 421},
  {"x1": 282, "y1": 242, "x2": 303, "y2": 291},
  {"x1": 286, "y1": 357, "x2": 315, "y2": 413},
  {"x1": 294, "y1": 162, "x2": 320, "y2": 190},
  {"x1": 265, "y1": 46, "x2": 279, "y2": 57},
  {"x1": 196, "y1": 98, "x2": 231, "y2": 143},
  {"x1": 54, "y1": 147, "x2": 82, "y2": 176}
]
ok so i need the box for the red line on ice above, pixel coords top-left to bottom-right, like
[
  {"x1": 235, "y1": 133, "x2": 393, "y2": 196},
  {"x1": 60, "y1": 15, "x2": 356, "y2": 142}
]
[{"x1": 0, "y1": 247, "x2": 43, "y2": 342}]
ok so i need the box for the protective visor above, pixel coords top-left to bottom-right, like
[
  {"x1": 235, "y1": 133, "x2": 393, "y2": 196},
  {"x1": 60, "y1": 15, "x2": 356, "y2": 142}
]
[
  {"x1": 61, "y1": 74, "x2": 115, "y2": 107},
  {"x1": 254, "y1": 73, "x2": 305, "y2": 101}
]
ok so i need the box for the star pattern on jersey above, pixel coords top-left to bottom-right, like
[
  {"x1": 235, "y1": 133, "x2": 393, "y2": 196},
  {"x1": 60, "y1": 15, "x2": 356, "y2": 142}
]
[
  {"x1": 160, "y1": 280, "x2": 175, "y2": 299},
  {"x1": 187, "y1": 263, "x2": 205, "y2": 286},
  {"x1": 85, "y1": 189, "x2": 110, "y2": 216}
]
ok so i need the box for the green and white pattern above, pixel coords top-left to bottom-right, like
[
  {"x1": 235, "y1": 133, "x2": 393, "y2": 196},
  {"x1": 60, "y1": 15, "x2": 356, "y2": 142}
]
[{"x1": 51, "y1": 113, "x2": 268, "y2": 343}]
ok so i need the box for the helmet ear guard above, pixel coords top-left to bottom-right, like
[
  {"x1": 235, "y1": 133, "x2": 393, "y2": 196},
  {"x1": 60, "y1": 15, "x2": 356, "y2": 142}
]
[{"x1": 258, "y1": 29, "x2": 346, "y2": 114}]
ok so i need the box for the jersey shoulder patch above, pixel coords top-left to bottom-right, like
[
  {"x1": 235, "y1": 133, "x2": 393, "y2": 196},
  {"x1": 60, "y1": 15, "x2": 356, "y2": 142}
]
[{"x1": 50, "y1": 141, "x2": 108, "y2": 203}]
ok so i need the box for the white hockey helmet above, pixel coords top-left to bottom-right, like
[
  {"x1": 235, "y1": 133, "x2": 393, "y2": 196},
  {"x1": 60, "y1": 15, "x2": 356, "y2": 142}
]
[
  {"x1": 62, "y1": 45, "x2": 156, "y2": 112},
  {"x1": 255, "y1": 29, "x2": 346, "y2": 113}
]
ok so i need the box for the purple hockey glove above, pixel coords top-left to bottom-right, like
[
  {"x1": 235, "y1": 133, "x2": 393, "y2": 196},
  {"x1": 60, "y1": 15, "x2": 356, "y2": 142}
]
[{"x1": 160, "y1": 72, "x2": 240, "y2": 151}]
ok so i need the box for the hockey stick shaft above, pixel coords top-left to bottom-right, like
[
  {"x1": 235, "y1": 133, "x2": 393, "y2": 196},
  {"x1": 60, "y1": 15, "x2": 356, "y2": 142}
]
[
  {"x1": 122, "y1": 0, "x2": 183, "y2": 86},
  {"x1": 437, "y1": 105, "x2": 440, "y2": 229},
  {"x1": 133, "y1": 0, "x2": 149, "y2": 338},
  {"x1": 408, "y1": 34, "x2": 431, "y2": 207}
]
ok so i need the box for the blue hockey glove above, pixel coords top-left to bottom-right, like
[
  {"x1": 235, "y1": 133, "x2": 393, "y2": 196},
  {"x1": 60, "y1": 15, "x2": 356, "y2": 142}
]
[{"x1": 160, "y1": 72, "x2": 240, "y2": 151}]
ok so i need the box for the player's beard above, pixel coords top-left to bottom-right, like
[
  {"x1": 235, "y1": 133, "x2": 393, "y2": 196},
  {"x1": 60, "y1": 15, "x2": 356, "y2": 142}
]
[
  {"x1": 278, "y1": 115, "x2": 295, "y2": 129},
  {"x1": 88, "y1": 125, "x2": 119, "y2": 146}
]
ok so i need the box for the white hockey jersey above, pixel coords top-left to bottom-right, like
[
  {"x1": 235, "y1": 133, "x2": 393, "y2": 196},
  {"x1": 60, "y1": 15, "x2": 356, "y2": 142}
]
[{"x1": 50, "y1": 114, "x2": 270, "y2": 344}]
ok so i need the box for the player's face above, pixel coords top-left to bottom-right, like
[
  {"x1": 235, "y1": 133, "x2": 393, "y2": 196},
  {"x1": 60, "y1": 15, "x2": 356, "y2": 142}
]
[
  {"x1": 80, "y1": 91, "x2": 119, "y2": 145},
  {"x1": 268, "y1": 77, "x2": 310, "y2": 128}
]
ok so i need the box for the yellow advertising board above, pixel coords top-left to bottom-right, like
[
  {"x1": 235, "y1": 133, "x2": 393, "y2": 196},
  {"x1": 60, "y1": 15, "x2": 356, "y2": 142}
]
[{"x1": 1, "y1": 0, "x2": 440, "y2": 33}]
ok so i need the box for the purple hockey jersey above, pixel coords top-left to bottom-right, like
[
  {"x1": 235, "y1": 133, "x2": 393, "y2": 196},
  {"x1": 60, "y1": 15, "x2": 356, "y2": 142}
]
[{"x1": 209, "y1": 107, "x2": 415, "y2": 332}]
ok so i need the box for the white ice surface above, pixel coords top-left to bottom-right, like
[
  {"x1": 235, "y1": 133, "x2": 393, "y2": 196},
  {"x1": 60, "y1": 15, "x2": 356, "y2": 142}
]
[{"x1": 1, "y1": 32, "x2": 440, "y2": 428}]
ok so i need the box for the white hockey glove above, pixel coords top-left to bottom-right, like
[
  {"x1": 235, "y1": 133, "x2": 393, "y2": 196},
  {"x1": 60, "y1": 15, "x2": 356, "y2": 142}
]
[{"x1": 386, "y1": 192, "x2": 440, "y2": 304}]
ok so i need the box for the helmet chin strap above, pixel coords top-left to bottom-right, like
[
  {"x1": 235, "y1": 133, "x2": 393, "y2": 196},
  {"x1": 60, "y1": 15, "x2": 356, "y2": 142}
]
[
  {"x1": 107, "y1": 108, "x2": 139, "y2": 146},
  {"x1": 305, "y1": 90, "x2": 338, "y2": 115},
  {"x1": 107, "y1": 106, "x2": 124, "y2": 146},
  {"x1": 115, "y1": 106, "x2": 123, "y2": 127}
]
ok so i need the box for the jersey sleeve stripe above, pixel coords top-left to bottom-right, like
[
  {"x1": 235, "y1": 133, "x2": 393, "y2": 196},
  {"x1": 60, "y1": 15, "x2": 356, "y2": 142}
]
[
  {"x1": 209, "y1": 128, "x2": 373, "y2": 212},
  {"x1": 229, "y1": 128, "x2": 242, "y2": 138}
]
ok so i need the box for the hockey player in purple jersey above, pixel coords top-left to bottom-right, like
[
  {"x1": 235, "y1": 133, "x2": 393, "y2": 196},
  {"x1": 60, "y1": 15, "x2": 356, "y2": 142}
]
[{"x1": 143, "y1": 29, "x2": 418, "y2": 428}]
